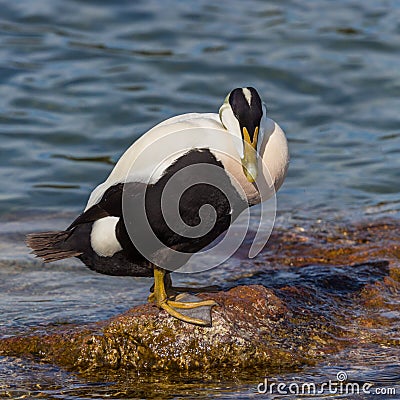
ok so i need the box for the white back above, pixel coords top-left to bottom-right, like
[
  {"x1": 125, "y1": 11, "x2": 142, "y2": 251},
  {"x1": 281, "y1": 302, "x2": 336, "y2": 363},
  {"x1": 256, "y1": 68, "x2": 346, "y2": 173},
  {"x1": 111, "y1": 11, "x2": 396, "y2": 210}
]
[{"x1": 85, "y1": 113, "x2": 288, "y2": 210}]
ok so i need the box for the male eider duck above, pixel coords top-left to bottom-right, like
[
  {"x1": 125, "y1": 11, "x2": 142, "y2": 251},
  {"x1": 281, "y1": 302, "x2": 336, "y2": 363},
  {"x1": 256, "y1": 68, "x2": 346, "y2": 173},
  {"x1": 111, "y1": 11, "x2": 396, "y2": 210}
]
[{"x1": 27, "y1": 87, "x2": 289, "y2": 326}]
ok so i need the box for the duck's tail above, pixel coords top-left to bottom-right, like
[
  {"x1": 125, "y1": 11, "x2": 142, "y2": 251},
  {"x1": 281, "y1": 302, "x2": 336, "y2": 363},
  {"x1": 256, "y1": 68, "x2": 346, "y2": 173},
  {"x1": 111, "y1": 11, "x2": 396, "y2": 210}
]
[{"x1": 26, "y1": 230, "x2": 82, "y2": 263}]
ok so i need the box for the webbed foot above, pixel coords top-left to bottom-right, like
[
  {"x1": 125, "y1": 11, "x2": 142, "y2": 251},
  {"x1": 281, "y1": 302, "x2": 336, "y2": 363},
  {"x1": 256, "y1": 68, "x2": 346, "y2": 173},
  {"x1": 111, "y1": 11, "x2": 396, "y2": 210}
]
[{"x1": 149, "y1": 267, "x2": 217, "y2": 326}]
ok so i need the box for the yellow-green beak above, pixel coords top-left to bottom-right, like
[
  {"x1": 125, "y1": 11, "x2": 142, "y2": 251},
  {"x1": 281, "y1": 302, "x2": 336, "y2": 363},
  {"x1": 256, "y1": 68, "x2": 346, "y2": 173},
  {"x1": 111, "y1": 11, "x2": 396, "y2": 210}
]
[{"x1": 241, "y1": 126, "x2": 259, "y2": 183}]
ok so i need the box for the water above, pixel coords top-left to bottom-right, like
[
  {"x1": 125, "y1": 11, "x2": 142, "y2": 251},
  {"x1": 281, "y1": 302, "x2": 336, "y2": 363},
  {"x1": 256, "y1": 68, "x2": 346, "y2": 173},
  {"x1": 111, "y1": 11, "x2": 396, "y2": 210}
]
[{"x1": 0, "y1": 0, "x2": 400, "y2": 398}]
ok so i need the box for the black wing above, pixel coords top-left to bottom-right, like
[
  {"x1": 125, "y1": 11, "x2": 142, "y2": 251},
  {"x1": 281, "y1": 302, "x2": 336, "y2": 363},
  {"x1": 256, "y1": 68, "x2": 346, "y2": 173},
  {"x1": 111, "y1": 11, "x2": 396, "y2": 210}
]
[{"x1": 67, "y1": 183, "x2": 125, "y2": 230}]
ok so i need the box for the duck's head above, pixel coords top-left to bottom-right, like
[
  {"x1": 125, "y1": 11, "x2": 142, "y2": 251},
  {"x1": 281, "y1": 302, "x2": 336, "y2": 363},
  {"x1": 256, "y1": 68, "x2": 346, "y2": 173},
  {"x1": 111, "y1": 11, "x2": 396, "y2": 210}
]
[{"x1": 219, "y1": 87, "x2": 265, "y2": 183}]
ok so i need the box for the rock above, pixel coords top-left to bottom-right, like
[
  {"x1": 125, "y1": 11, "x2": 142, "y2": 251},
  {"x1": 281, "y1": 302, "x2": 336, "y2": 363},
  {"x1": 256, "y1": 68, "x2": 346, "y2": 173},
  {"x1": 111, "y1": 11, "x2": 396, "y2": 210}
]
[{"x1": 0, "y1": 284, "x2": 343, "y2": 372}]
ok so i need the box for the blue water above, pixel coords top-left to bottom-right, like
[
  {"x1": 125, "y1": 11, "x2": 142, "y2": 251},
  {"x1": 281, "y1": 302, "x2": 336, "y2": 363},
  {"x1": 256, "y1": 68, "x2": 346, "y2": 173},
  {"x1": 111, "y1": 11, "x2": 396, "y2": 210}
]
[{"x1": 0, "y1": 0, "x2": 400, "y2": 398}]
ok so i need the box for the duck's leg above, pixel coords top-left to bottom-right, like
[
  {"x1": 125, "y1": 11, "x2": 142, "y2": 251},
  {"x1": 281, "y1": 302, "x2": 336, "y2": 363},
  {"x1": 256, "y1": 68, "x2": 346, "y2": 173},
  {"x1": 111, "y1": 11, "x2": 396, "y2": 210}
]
[
  {"x1": 148, "y1": 266, "x2": 216, "y2": 326},
  {"x1": 164, "y1": 273, "x2": 220, "y2": 294},
  {"x1": 148, "y1": 274, "x2": 219, "y2": 300}
]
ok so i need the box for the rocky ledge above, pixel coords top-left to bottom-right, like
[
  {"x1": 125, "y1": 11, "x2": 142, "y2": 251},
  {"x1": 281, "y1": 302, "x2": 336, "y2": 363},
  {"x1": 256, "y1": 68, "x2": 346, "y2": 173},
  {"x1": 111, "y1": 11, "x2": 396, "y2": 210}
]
[{"x1": 0, "y1": 219, "x2": 399, "y2": 373}]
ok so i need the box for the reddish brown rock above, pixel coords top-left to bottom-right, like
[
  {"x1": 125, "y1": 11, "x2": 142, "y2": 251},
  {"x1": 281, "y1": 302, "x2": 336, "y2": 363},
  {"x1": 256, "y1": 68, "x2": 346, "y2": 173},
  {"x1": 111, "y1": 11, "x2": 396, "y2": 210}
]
[{"x1": 0, "y1": 284, "x2": 344, "y2": 372}]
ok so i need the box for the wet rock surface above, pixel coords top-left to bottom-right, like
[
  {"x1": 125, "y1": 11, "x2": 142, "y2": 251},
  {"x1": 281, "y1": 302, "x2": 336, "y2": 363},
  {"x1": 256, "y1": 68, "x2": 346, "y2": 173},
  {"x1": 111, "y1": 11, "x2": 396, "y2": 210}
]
[
  {"x1": 1, "y1": 219, "x2": 399, "y2": 374},
  {"x1": 0, "y1": 285, "x2": 328, "y2": 372}
]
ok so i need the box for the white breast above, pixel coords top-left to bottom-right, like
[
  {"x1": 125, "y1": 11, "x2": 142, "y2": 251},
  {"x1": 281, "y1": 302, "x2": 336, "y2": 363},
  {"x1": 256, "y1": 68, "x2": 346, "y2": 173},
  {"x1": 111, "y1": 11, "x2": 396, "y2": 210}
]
[{"x1": 216, "y1": 118, "x2": 289, "y2": 205}]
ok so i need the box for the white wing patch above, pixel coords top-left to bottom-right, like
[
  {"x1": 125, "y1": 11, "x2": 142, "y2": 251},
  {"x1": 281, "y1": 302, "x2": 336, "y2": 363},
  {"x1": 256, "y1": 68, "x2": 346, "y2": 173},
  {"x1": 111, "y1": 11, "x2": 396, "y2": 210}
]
[{"x1": 90, "y1": 216, "x2": 123, "y2": 257}]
